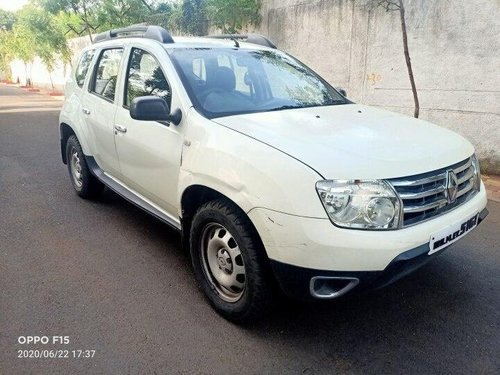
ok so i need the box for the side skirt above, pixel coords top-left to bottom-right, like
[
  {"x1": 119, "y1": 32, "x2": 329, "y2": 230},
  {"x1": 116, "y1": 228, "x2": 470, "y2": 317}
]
[{"x1": 85, "y1": 155, "x2": 182, "y2": 232}]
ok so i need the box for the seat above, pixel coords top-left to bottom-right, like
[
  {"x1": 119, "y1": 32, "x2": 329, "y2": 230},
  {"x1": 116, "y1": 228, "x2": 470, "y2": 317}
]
[
  {"x1": 202, "y1": 67, "x2": 255, "y2": 113},
  {"x1": 212, "y1": 67, "x2": 236, "y2": 92}
]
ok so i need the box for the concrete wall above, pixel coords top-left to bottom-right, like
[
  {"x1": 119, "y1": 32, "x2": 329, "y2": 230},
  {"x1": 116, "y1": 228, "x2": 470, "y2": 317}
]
[{"x1": 254, "y1": 0, "x2": 500, "y2": 174}]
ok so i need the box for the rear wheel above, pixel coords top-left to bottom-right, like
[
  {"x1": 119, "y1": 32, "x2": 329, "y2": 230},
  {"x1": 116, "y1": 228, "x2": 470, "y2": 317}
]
[
  {"x1": 190, "y1": 199, "x2": 274, "y2": 323},
  {"x1": 66, "y1": 135, "x2": 104, "y2": 199}
]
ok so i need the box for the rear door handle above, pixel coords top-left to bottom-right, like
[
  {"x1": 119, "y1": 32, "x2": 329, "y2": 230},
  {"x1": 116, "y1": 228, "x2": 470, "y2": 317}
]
[
  {"x1": 82, "y1": 108, "x2": 91, "y2": 115},
  {"x1": 114, "y1": 124, "x2": 127, "y2": 133}
]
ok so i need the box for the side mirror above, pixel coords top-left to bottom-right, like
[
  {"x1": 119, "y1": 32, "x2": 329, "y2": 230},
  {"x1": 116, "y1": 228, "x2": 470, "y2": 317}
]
[
  {"x1": 336, "y1": 87, "x2": 347, "y2": 97},
  {"x1": 130, "y1": 96, "x2": 182, "y2": 125}
]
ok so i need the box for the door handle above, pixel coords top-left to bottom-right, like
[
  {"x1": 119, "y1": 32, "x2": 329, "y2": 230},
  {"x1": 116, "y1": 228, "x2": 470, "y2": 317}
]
[
  {"x1": 82, "y1": 108, "x2": 91, "y2": 115},
  {"x1": 114, "y1": 124, "x2": 127, "y2": 133}
]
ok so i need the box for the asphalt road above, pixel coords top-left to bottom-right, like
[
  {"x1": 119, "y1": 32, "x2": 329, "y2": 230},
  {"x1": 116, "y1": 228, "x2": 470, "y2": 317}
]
[{"x1": 1, "y1": 84, "x2": 499, "y2": 375}]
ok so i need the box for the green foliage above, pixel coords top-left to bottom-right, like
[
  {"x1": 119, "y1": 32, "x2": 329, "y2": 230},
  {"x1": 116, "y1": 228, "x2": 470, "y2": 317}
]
[
  {"x1": 52, "y1": 10, "x2": 82, "y2": 38},
  {"x1": 38, "y1": 0, "x2": 154, "y2": 40},
  {"x1": 0, "y1": 9, "x2": 16, "y2": 31},
  {"x1": 145, "y1": 1, "x2": 202, "y2": 35},
  {"x1": 0, "y1": 0, "x2": 263, "y2": 82},
  {"x1": 38, "y1": 0, "x2": 98, "y2": 39},
  {"x1": 10, "y1": 24, "x2": 36, "y2": 65},
  {"x1": 181, "y1": 0, "x2": 206, "y2": 35},
  {"x1": 0, "y1": 4, "x2": 71, "y2": 87},
  {"x1": 148, "y1": 0, "x2": 261, "y2": 35},
  {"x1": 205, "y1": 0, "x2": 261, "y2": 33},
  {"x1": 94, "y1": 0, "x2": 151, "y2": 30},
  {"x1": 17, "y1": 5, "x2": 71, "y2": 70},
  {"x1": 34, "y1": 0, "x2": 260, "y2": 38},
  {"x1": 0, "y1": 30, "x2": 14, "y2": 78}
]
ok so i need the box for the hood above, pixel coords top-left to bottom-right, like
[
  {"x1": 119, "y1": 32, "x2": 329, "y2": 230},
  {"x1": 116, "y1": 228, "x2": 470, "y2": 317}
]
[{"x1": 212, "y1": 104, "x2": 474, "y2": 179}]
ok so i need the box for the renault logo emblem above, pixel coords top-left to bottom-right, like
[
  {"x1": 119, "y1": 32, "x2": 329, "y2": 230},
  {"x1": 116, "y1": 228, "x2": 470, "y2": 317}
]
[{"x1": 446, "y1": 170, "x2": 459, "y2": 203}]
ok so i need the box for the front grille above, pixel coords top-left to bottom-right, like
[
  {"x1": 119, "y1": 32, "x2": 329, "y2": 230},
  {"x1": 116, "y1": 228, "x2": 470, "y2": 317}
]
[{"x1": 388, "y1": 157, "x2": 478, "y2": 227}]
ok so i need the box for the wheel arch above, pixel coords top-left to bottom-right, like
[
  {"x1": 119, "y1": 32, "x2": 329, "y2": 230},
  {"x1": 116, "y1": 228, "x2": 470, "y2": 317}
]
[
  {"x1": 60, "y1": 122, "x2": 76, "y2": 164},
  {"x1": 180, "y1": 184, "x2": 268, "y2": 259}
]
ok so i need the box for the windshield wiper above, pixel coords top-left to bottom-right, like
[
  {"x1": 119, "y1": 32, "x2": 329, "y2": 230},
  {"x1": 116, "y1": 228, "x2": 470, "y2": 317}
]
[
  {"x1": 267, "y1": 100, "x2": 347, "y2": 113},
  {"x1": 267, "y1": 105, "x2": 302, "y2": 112},
  {"x1": 327, "y1": 98, "x2": 349, "y2": 105}
]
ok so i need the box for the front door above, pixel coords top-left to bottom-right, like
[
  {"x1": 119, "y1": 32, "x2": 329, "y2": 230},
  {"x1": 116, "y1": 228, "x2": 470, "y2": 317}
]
[{"x1": 113, "y1": 47, "x2": 183, "y2": 217}]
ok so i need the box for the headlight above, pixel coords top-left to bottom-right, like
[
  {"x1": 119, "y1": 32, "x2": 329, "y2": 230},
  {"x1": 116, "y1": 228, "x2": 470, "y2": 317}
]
[
  {"x1": 471, "y1": 154, "x2": 481, "y2": 192},
  {"x1": 316, "y1": 180, "x2": 401, "y2": 230}
]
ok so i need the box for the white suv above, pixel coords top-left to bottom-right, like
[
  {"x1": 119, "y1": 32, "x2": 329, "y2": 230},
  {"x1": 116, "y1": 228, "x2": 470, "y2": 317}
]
[{"x1": 59, "y1": 26, "x2": 488, "y2": 323}]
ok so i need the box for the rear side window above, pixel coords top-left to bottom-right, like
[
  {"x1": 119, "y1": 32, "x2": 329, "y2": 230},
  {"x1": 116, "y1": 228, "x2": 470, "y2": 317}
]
[
  {"x1": 75, "y1": 50, "x2": 94, "y2": 88},
  {"x1": 90, "y1": 48, "x2": 124, "y2": 102},
  {"x1": 124, "y1": 48, "x2": 171, "y2": 107},
  {"x1": 192, "y1": 58, "x2": 206, "y2": 81}
]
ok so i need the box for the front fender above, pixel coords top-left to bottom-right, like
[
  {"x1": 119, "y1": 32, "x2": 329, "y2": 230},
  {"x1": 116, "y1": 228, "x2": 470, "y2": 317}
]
[{"x1": 178, "y1": 109, "x2": 328, "y2": 219}]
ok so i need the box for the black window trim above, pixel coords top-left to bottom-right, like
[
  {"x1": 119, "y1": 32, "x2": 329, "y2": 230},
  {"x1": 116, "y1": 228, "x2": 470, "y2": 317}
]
[
  {"x1": 122, "y1": 46, "x2": 173, "y2": 110},
  {"x1": 88, "y1": 47, "x2": 124, "y2": 104}
]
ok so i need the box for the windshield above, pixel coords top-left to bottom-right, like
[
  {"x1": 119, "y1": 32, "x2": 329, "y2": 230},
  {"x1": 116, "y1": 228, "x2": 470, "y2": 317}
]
[{"x1": 168, "y1": 48, "x2": 349, "y2": 119}]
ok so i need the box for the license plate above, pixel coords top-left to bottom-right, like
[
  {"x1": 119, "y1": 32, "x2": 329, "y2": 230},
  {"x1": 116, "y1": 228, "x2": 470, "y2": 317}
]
[{"x1": 429, "y1": 212, "x2": 479, "y2": 255}]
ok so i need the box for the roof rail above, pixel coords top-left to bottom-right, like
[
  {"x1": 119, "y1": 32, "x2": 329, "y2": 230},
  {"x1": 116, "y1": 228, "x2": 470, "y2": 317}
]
[
  {"x1": 93, "y1": 25, "x2": 174, "y2": 44},
  {"x1": 206, "y1": 34, "x2": 277, "y2": 49}
]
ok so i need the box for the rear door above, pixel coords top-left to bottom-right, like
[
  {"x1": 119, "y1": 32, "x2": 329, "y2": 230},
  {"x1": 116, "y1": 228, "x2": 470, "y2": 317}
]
[
  {"x1": 113, "y1": 46, "x2": 184, "y2": 216},
  {"x1": 81, "y1": 47, "x2": 125, "y2": 177}
]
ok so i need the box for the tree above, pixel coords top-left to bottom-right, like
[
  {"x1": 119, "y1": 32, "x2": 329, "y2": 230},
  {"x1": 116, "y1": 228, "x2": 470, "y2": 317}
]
[
  {"x1": 94, "y1": 0, "x2": 153, "y2": 30},
  {"x1": 17, "y1": 5, "x2": 71, "y2": 90},
  {"x1": 181, "y1": 0, "x2": 207, "y2": 35},
  {"x1": 39, "y1": 0, "x2": 153, "y2": 42},
  {"x1": 52, "y1": 10, "x2": 84, "y2": 40},
  {"x1": 38, "y1": 0, "x2": 101, "y2": 42},
  {"x1": 145, "y1": 2, "x2": 178, "y2": 31},
  {"x1": 9, "y1": 24, "x2": 36, "y2": 85},
  {"x1": 205, "y1": 0, "x2": 261, "y2": 34},
  {"x1": 372, "y1": 0, "x2": 420, "y2": 118},
  {"x1": 0, "y1": 30, "x2": 14, "y2": 80},
  {"x1": 0, "y1": 9, "x2": 16, "y2": 31}
]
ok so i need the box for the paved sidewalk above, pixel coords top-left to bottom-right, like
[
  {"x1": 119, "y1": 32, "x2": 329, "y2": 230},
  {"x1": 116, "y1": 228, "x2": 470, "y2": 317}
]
[{"x1": 0, "y1": 83, "x2": 62, "y2": 114}]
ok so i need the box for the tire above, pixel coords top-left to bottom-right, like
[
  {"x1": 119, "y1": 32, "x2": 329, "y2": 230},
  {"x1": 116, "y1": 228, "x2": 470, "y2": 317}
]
[
  {"x1": 190, "y1": 199, "x2": 274, "y2": 323},
  {"x1": 66, "y1": 135, "x2": 104, "y2": 199}
]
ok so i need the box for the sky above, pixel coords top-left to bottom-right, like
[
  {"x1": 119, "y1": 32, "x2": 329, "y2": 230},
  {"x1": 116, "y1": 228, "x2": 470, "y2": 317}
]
[{"x1": 0, "y1": 0, "x2": 28, "y2": 12}]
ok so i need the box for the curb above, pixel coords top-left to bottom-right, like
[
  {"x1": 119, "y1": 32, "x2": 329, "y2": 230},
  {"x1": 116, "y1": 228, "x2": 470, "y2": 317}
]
[{"x1": 2, "y1": 82, "x2": 65, "y2": 100}]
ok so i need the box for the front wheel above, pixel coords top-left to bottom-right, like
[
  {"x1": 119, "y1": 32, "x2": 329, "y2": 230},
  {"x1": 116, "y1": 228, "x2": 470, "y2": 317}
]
[{"x1": 190, "y1": 199, "x2": 274, "y2": 323}]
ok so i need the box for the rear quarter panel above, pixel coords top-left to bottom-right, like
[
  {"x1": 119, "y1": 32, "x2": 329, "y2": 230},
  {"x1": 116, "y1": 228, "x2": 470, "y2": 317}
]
[{"x1": 59, "y1": 48, "x2": 99, "y2": 156}]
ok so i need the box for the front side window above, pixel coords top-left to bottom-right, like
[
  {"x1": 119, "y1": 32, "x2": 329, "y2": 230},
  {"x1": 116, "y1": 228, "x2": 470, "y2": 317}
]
[
  {"x1": 75, "y1": 50, "x2": 94, "y2": 88},
  {"x1": 125, "y1": 48, "x2": 171, "y2": 107},
  {"x1": 169, "y1": 48, "x2": 348, "y2": 119},
  {"x1": 90, "y1": 48, "x2": 124, "y2": 102}
]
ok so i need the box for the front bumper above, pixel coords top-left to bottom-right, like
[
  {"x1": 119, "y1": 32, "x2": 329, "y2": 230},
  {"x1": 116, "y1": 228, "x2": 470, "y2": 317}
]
[
  {"x1": 269, "y1": 208, "x2": 489, "y2": 300},
  {"x1": 248, "y1": 183, "x2": 488, "y2": 272},
  {"x1": 248, "y1": 183, "x2": 488, "y2": 299}
]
